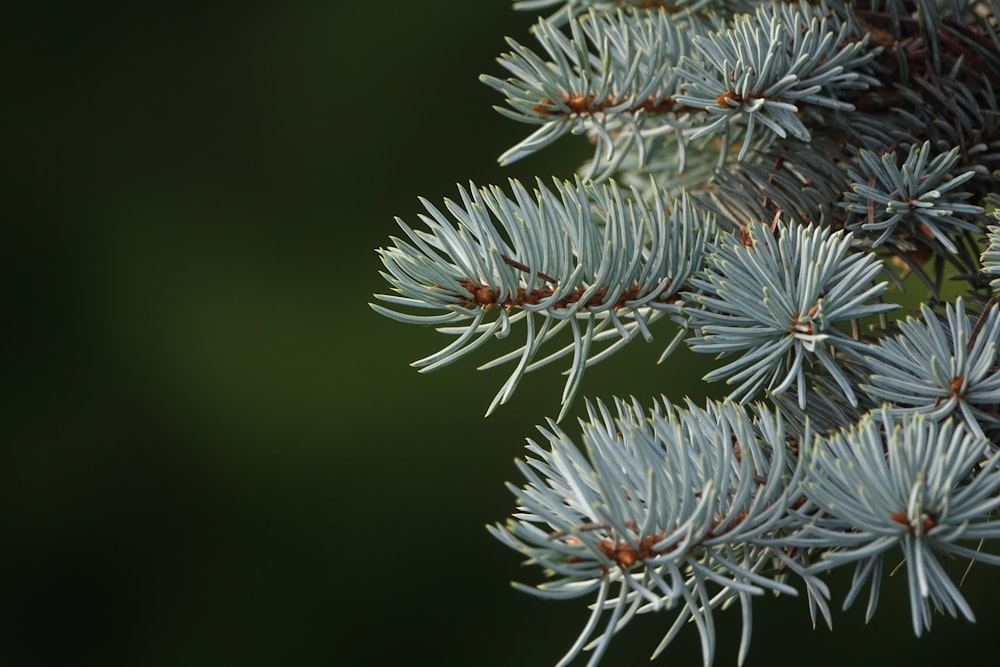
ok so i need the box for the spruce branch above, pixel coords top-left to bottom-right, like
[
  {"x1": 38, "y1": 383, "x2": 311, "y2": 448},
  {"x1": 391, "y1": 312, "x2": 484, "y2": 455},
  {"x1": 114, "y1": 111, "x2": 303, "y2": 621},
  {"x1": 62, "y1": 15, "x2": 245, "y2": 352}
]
[
  {"x1": 491, "y1": 397, "x2": 806, "y2": 667},
  {"x1": 861, "y1": 298, "x2": 1000, "y2": 438},
  {"x1": 372, "y1": 179, "x2": 713, "y2": 418},
  {"x1": 684, "y1": 221, "x2": 896, "y2": 407},
  {"x1": 482, "y1": 9, "x2": 692, "y2": 180},
  {"x1": 485, "y1": 3, "x2": 879, "y2": 178},
  {"x1": 674, "y1": 3, "x2": 879, "y2": 161},
  {"x1": 842, "y1": 141, "x2": 985, "y2": 253},
  {"x1": 796, "y1": 409, "x2": 1000, "y2": 635},
  {"x1": 837, "y1": 0, "x2": 1000, "y2": 172}
]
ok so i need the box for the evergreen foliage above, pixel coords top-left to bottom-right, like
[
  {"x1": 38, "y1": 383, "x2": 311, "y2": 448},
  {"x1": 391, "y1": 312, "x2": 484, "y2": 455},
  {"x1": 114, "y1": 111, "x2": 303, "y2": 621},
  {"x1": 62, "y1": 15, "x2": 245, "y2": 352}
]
[{"x1": 373, "y1": 0, "x2": 1000, "y2": 664}]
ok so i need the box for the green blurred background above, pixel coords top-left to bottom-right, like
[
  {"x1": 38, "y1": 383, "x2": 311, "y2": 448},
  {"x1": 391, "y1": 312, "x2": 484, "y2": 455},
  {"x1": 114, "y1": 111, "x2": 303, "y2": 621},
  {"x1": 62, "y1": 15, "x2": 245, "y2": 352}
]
[{"x1": 3, "y1": 2, "x2": 997, "y2": 665}]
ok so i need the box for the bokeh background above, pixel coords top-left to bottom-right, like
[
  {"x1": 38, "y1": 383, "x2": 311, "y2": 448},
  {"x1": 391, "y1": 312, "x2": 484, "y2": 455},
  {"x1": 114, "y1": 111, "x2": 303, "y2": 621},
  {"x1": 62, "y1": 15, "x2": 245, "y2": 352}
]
[{"x1": 4, "y1": 2, "x2": 998, "y2": 665}]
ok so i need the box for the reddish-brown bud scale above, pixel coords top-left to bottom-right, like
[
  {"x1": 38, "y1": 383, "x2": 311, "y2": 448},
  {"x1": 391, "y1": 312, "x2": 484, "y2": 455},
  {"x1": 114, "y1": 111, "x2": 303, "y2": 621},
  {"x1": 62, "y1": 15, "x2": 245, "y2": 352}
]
[{"x1": 716, "y1": 90, "x2": 740, "y2": 107}]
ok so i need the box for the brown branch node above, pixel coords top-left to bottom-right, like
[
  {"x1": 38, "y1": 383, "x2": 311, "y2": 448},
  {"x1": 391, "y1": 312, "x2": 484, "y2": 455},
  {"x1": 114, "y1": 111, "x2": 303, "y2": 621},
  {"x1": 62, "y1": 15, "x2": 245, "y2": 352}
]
[
  {"x1": 455, "y1": 278, "x2": 682, "y2": 312},
  {"x1": 531, "y1": 92, "x2": 691, "y2": 117}
]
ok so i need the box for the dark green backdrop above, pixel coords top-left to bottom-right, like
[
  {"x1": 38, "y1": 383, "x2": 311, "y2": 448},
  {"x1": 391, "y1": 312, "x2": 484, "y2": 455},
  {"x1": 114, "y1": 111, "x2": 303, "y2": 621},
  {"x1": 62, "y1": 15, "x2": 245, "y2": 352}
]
[{"x1": 3, "y1": 2, "x2": 996, "y2": 665}]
